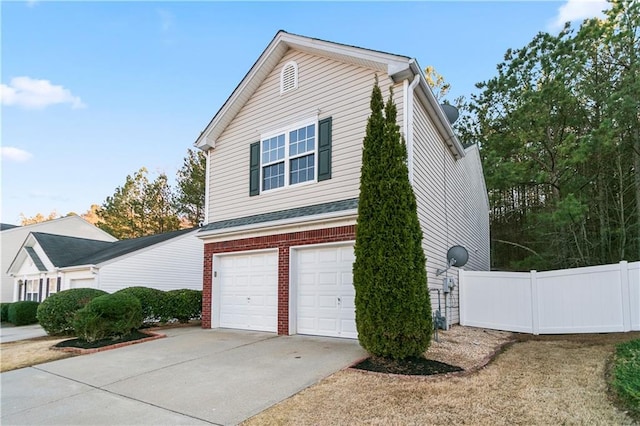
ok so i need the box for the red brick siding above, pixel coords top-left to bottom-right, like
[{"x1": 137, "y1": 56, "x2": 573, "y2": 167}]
[{"x1": 201, "y1": 225, "x2": 356, "y2": 334}]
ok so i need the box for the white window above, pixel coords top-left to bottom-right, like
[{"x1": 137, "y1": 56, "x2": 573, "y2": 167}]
[
  {"x1": 261, "y1": 122, "x2": 316, "y2": 191},
  {"x1": 26, "y1": 279, "x2": 39, "y2": 301},
  {"x1": 280, "y1": 61, "x2": 298, "y2": 93},
  {"x1": 48, "y1": 278, "x2": 57, "y2": 296}
]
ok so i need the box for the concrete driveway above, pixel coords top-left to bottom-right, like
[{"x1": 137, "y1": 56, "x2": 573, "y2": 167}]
[
  {"x1": 1, "y1": 327, "x2": 366, "y2": 425},
  {"x1": 0, "y1": 324, "x2": 47, "y2": 343}
]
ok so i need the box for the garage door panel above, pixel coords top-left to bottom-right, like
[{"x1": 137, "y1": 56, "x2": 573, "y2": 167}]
[
  {"x1": 295, "y1": 244, "x2": 356, "y2": 339},
  {"x1": 319, "y1": 272, "x2": 338, "y2": 286},
  {"x1": 319, "y1": 295, "x2": 338, "y2": 308},
  {"x1": 217, "y1": 251, "x2": 277, "y2": 332}
]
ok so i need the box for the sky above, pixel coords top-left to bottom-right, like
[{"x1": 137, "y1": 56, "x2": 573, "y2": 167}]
[{"x1": 1, "y1": 0, "x2": 611, "y2": 226}]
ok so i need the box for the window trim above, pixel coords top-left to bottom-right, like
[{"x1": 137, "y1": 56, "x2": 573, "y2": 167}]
[{"x1": 259, "y1": 117, "x2": 318, "y2": 193}]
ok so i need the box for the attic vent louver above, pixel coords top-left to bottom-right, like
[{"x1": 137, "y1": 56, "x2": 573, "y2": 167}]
[{"x1": 280, "y1": 61, "x2": 298, "y2": 94}]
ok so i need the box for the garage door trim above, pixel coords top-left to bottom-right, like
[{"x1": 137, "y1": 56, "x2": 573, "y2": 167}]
[{"x1": 212, "y1": 248, "x2": 279, "y2": 330}]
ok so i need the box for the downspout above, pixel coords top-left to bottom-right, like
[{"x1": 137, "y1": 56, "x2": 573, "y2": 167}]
[
  {"x1": 203, "y1": 149, "x2": 211, "y2": 225},
  {"x1": 405, "y1": 74, "x2": 421, "y2": 185}
]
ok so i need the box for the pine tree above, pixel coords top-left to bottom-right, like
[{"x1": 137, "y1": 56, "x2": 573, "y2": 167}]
[{"x1": 353, "y1": 78, "x2": 432, "y2": 360}]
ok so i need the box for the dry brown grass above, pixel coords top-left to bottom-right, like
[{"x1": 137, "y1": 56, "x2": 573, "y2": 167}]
[
  {"x1": 245, "y1": 329, "x2": 640, "y2": 425},
  {"x1": 0, "y1": 336, "x2": 76, "y2": 372}
]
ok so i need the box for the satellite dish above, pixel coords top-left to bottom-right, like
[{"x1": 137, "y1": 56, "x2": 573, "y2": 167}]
[
  {"x1": 440, "y1": 104, "x2": 459, "y2": 125},
  {"x1": 446, "y1": 245, "x2": 468, "y2": 268},
  {"x1": 436, "y1": 245, "x2": 469, "y2": 275}
]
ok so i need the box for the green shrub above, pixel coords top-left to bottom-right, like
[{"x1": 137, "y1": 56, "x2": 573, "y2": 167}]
[
  {"x1": 1, "y1": 302, "x2": 11, "y2": 322},
  {"x1": 114, "y1": 287, "x2": 169, "y2": 324},
  {"x1": 73, "y1": 293, "x2": 143, "y2": 342},
  {"x1": 36, "y1": 288, "x2": 108, "y2": 335},
  {"x1": 166, "y1": 289, "x2": 202, "y2": 323},
  {"x1": 7, "y1": 301, "x2": 40, "y2": 326},
  {"x1": 612, "y1": 338, "x2": 640, "y2": 421}
]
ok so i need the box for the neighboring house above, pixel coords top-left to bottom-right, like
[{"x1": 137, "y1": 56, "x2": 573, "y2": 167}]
[
  {"x1": 0, "y1": 216, "x2": 117, "y2": 302},
  {"x1": 7, "y1": 228, "x2": 203, "y2": 302},
  {"x1": 194, "y1": 31, "x2": 490, "y2": 339}
]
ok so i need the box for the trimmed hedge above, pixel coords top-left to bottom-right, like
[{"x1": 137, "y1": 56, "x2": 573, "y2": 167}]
[
  {"x1": 114, "y1": 287, "x2": 168, "y2": 324},
  {"x1": 73, "y1": 293, "x2": 143, "y2": 342},
  {"x1": 166, "y1": 289, "x2": 202, "y2": 323},
  {"x1": 8, "y1": 301, "x2": 40, "y2": 326},
  {"x1": 1, "y1": 302, "x2": 11, "y2": 322},
  {"x1": 37, "y1": 288, "x2": 108, "y2": 336}
]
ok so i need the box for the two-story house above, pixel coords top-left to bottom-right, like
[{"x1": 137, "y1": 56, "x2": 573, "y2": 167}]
[{"x1": 195, "y1": 31, "x2": 490, "y2": 339}]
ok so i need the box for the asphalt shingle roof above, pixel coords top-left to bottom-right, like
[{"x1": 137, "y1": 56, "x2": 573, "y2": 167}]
[
  {"x1": 32, "y1": 228, "x2": 195, "y2": 268},
  {"x1": 32, "y1": 233, "x2": 114, "y2": 267},
  {"x1": 25, "y1": 247, "x2": 47, "y2": 272},
  {"x1": 1, "y1": 223, "x2": 19, "y2": 231},
  {"x1": 73, "y1": 228, "x2": 195, "y2": 265},
  {"x1": 200, "y1": 198, "x2": 358, "y2": 232}
]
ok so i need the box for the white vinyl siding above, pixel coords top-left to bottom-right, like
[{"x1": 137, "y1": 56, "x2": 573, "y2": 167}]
[
  {"x1": 97, "y1": 234, "x2": 203, "y2": 293},
  {"x1": 412, "y1": 99, "x2": 490, "y2": 325},
  {"x1": 206, "y1": 49, "x2": 403, "y2": 223}
]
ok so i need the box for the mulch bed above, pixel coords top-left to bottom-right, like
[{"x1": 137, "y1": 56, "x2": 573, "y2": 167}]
[
  {"x1": 52, "y1": 330, "x2": 165, "y2": 354},
  {"x1": 353, "y1": 356, "x2": 463, "y2": 376}
]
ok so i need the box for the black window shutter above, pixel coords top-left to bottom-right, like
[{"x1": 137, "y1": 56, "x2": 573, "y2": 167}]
[
  {"x1": 318, "y1": 117, "x2": 332, "y2": 181},
  {"x1": 249, "y1": 141, "x2": 260, "y2": 196}
]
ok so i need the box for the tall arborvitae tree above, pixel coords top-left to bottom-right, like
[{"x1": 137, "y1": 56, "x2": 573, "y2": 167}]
[{"x1": 353, "y1": 78, "x2": 432, "y2": 360}]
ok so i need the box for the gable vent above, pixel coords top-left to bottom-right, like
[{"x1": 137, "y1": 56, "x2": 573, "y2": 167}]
[{"x1": 280, "y1": 61, "x2": 298, "y2": 94}]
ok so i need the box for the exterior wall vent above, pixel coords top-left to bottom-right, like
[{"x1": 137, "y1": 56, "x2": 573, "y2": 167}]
[{"x1": 280, "y1": 61, "x2": 298, "y2": 94}]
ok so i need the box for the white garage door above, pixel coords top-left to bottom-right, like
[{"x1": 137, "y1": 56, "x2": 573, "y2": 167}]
[
  {"x1": 217, "y1": 251, "x2": 278, "y2": 332},
  {"x1": 295, "y1": 244, "x2": 357, "y2": 339}
]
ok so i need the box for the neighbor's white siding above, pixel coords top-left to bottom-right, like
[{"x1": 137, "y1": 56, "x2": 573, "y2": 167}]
[
  {"x1": 412, "y1": 98, "x2": 490, "y2": 325},
  {"x1": 1, "y1": 216, "x2": 116, "y2": 302},
  {"x1": 97, "y1": 234, "x2": 203, "y2": 293},
  {"x1": 207, "y1": 49, "x2": 403, "y2": 223}
]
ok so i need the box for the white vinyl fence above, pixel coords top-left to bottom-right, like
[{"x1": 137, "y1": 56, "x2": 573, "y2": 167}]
[{"x1": 459, "y1": 261, "x2": 640, "y2": 334}]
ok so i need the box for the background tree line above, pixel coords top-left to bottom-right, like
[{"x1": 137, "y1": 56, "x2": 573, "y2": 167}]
[
  {"x1": 97, "y1": 149, "x2": 206, "y2": 239},
  {"x1": 454, "y1": 0, "x2": 639, "y2": 271},
  {"x1": 20, "y1": 149, "x2": 206, "y2": 240}
]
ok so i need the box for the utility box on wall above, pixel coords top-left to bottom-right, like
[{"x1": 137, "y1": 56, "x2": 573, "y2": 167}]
[{"x1": 443, "y1": 277, "x2": 455, "y2": 293}]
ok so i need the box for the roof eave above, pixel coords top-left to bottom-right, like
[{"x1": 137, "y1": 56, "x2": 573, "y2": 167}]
[
  {"x1": 197, "y1": 209, "x2": 357, "y2": 241},
  {"x1": 406, "y1": 61, "x2": 465, "y2": 159},
  {"x1": 195, "y1": 31, "x2": 414, "y2": 151}
]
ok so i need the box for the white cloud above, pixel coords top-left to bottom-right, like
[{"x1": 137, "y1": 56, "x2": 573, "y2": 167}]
[
  {"x1": 0, "y1": 76, "x2": 86, "y2": 110},
  {"x1": 548, "y1": 0, "x2": 611, "y2": 32},
  {"x1": 157, "y1": 9, "x2": 174, "y2": 32},
  {"x1": 1, "y1": 147, "x2": 33, "y2": 163}
]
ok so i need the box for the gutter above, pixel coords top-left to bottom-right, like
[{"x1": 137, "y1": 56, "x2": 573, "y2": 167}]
[
  {"x1": 402, "y1": 61, "x2": 465, "y2": 160},
  {"x1": 405, "y1": 74, "x2": 421, "y2": 185}
]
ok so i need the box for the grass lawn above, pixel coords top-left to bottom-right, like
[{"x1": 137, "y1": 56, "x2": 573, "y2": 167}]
[
  {"x1": 245, "y1": 332, "x2": 640, "y2": 425},
  {"x1": 1, "y1": 336, "x2": 76, "y2": 372},
  {"x1": 611, "y1": 338, "x2": 640, "y2": 421}
]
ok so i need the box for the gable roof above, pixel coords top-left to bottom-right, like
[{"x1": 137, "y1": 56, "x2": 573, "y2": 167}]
[
  {"x1": 1, "y1": 223, "x2": 19, "y2": 231},
  {"x1": 25, "y1": 247, "x2": 47, "y2": 272},
  {"x1": 0, "y1": 215, "x2": 117, "y2": 241},
  {"x1": 12, "y1": 228, "x2": 197, "y2": 273},
  {"x1": 194, "y1": 30, "x2": 464, "y2": 158},
  {"x1": 32, "y1": 233, "x2": 114, "y2": 267},
  {"x1": 72, "y1": 228, "x2": 195, "y2": 266}
]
